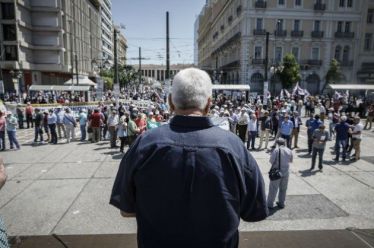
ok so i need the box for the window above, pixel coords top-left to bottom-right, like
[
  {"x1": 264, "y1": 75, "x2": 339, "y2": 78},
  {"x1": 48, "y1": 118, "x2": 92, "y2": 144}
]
[
  {"x1": 228, "y1": 15, "x2": 233, "y2": 24},
  {"x1": 4, "y1": 45, "x2": 18, "y2": 60},
  {"x1": 275, "y1": 47, "x2": 283, "y2": 63},
  {"x1": 2, "y1": 24, "x2": 16, "y2": 41},
  {"x1": 278, "y1": 0, "x2": 285, "y2": 5},
  {"x1": 342, "y1": 46, "x2": 350, "y2": 61},
  {"x1": 294, "y1": 20, "x2": 300, "y2": 31},
  {"x1": 255, "y1": 46, "x2": 262, "y2": 59},
  {"x1": 314, "y1": 20, "x2": 321, "y2": 31},
  {"x1": 339, "y1": 0, "x2": 345, "y2": 7},
  {"x1": 276, "y1": 19, "x2": 284, "y2": 31},
  {"x1": 345, "y1": 22, "x2": 351, "y2": 32},
  {"x1": 1, "y1": 3, "x2": 15, "y2": 19},
  {"x1": 236, "y1": 5, "x2": 242, "y2": 16},
  {"x1": 312, "y1": 47, "x2": 320, "y2": 60},
  {"x1": 316, "y1": 0, "x2": 322, "y2": 4},
  {"x1": 365, "y1": 33, "x2": 373, "y2": 50},
  {"x1": 337, "y1": 21, "x2": 343, "y2": 32},
  {"x1": 335, "y1": 46, "x2": 342, "y2": 60},
  {"x1": 292, "y1": 47, "x2": 299, "y2": 60},
  {"x1": 295, "y1": 0, "x2": 302, "y2": 6},
  {"x1": 347, "y1": 0, "x2": 352, "y2": 7},
  {"x1": 368, "y1": 9, "x2": 374, "y2": 24},
  {"x1": 256, "y1": 18, "x2": 263, "y2": 30}
]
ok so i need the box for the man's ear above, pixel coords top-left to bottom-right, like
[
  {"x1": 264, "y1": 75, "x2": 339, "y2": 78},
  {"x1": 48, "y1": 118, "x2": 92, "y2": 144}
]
[
  {"x1": 168, "y1": 94, "x2": 175, "y2": 113},
  {"x1": 203, "y1": 97, "x2": 212, "y2": 116}
]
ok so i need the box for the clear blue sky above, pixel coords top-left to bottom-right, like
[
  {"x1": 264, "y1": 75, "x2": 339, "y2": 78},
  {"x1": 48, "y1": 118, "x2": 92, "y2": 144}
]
[{"x1": 111, "y1": 0, "x2": 206, "y2": 65}]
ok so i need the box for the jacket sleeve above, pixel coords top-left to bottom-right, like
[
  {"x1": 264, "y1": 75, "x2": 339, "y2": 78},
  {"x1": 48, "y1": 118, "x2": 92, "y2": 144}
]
[{"x1": 240, "y1": 148, "x2": 268, "y2": 222}]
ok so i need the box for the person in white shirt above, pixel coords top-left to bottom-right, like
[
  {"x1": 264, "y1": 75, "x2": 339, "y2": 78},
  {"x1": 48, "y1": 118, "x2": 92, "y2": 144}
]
[
  {"x1": 351, "y1": 117, "x2": 363, "y2": 161},
  {"x1": 237, "y1": 108, "x2": 249, "y2": 143},
  {"x1": 108, "y1": 110, "x2": 119, "y2": 148},
  {"x1": 247, "y1": 114, "x2": 257, "y2": 150}
]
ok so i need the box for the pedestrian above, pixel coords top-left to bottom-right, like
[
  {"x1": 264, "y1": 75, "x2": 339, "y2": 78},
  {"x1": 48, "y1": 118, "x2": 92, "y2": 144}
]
[
  {"x1": 267, "y1": 138, "x2": 293, "y2": 209},
  {"x1": 108, "y1": 110, "x2": 119, "y2": 148},
  {"x1": 63, "y1": 108, "x2": 76, "y2": 143},
  {"x1": 364, "y1": 104, "x2": 373, "y2": 130},
  {"x1": 33, "y1": 108, "x2": 44, "y2": 143},
  {"x1": 127, "y1": 112, "x2": 139, "y2": 146},
  {"x1": 247, "y1": 114, "x2": 257, "y2": 150},
  {"x1": 117, "y1": 114, "x2": 128, "y2": 153},
  {"x1": 101, "y1": 107, "x2": 108, "y2": 140},
  {"x1": 0, "y1": 112, "x2": 6, "y2": 150},
  {"x1": 0, "y1": 157, "x2": 10, "y2": 248},
  {"x1": 237, "y1": 108, "x2": 249, "y2": 143},
  {"x1": 47, "y1": 109, "x2": 57, "y2": 144},
  {"x1": 25, "y1": 102, "x2": 33, "y2": 128},
  {"x1": 279, "y1": 115, "x2": 294, "y2": 148},
  {"x1": 258, "y1": 111, "x2": 271, "y2": 150},
  {"x1": 146, "y1": 112, "x2": 160, "y2": 130},
  {"x1": 110, "y1": 68, "x2": 267, "y2": 247},
  {"x1": 43, "y1": 111, "x2": 50, "y2": 142},
  {"x1": 306, "y1": 114, "x2": 322, "y2": 155},
  {"x1": 6, "y1": 112, "x2": 20, "y2": 150},
  {"x1": 90, "y1": 108, "x2": 103, "y2": 143},
  {"x1": 16, "y1": 104, "x2": 24, "y2": 129},
  {"x1": 350, "y1": 116, "x2": 363, "y2": 161},
  {"x1": 310, "y1": 124, "x2": 329, "y2": 171},
  {"x1": 79, "y1": 109, "x2": 88, "y2": 142},
  {"x1": 56, "y1": 107, "x2": 66, "y2": 139},
  {"x1": 334, "y1": 116, "x2": 351, "y2": 162},
  {"x1": 290, "y1": 111, "x2": 302, "y2": 148}
]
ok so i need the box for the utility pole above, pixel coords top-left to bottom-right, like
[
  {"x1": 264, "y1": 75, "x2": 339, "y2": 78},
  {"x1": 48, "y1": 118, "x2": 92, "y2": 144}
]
[
  {"x1": 75, "y1": 54, "x2": 79, "y2": 85},
  {"x1": 69, "y1": 20, "x2": 74, "y2": 85},
  {"x1": 264, "y1": 32, "x2": 269, "y2": 82},
  {"x1": 166, "y1": 11, "x2": 170, "y2": 81},
  {"x1": 138, "y1": 47, "x2": 142, "y2": 85},
  {"x1": 114, "y1": 28, "x2": 119, "y2": 86}
]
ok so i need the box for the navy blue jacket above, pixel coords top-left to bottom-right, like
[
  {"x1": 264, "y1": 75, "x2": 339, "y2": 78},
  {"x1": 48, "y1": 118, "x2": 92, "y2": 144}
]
[{"x1": 110, "y1": 115, "x2": 268, "y2": 248}]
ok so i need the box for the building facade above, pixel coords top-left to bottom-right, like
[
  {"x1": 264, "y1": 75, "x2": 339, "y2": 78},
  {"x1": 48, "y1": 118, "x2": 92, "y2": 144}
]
[
  {"x1": 0, "y1": 0, "x2": 102, "y2": 93},
  {"x1": 197, "y1": 0, "x2": 373, "y2": 95},
  {"x1": 134, "y1": 64, "x2": 195, "y2": 82},
  {"x1": 117, "y1": 31, "x2": 127, "y2": 66},
  {"x1": 100, "y1": 0, "x2": 113, "y2": 65}
]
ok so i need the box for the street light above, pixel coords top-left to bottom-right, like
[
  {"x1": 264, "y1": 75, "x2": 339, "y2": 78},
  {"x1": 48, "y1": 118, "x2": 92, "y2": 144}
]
[{"x1": 91, "y1": 58, "x2": 110, "y2": 73}]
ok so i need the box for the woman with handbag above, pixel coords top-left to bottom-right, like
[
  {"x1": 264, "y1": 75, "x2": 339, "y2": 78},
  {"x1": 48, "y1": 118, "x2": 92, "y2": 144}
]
[{"x1": 267, "y1": 138, "x2": 293, "y2": 209}]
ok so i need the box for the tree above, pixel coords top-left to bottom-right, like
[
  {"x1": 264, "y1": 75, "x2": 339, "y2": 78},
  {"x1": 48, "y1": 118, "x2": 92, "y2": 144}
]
[
  {"x1": 278, "y1": 53, "x2": 301, "y2": 89},
  {"x1": 325, "y1": 59, "x2": 343, "y2": 84},
  {"x1": 118, "y1": 65, "x2": 137, "y2": 87},
  {"x1": 100, "y1": 68, "x2": 114, "y2": 90}
]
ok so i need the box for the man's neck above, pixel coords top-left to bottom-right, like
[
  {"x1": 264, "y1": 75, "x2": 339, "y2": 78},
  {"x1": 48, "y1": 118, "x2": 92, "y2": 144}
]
[{"x1": 175, "y1": 109, "x2": 205, "y2": 117}]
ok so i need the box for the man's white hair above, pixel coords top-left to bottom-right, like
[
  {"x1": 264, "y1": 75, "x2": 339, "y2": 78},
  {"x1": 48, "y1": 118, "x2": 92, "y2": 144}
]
[{"x1": 171, "y1": 68, "x2": 212, "y2": 110}]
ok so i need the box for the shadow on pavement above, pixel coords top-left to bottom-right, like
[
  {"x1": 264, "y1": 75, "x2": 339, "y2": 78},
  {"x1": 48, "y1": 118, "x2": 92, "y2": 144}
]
[{"x1": 299, "y1": 169, "x2": 319, "y2": 177}]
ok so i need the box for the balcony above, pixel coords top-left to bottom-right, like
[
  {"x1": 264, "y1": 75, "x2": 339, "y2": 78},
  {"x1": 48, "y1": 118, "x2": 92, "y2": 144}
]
[
  {"x1": 252, "y1": 59, "x2": 264, "y2": 65},
  {"x1": 314, "y1": 3, "x2": 326, "y2": 11},
  {"x1": 306, "y1": 59, "x2": 323, "y2": 66},
  {"x1": 274, "y1": 30, "x2": 287, "y2": 37},
  {"x1": 335, "y1": 32, "x2": 355, "y2": 38},
  {"x1": 338, "y1": 60, "x2": 354, "y2": 67},
  {"x1": 291, "y1": 30, "x2": 304, "y2": 37},
  {"x1": 253, "y1": 29, "x2": 267, "y2": 36},
  {"x1": 255, "y1": 1, "x2": 267, "y2": 8},
  {"x1": 311, "y1": 31, "x2": 324, "y2": 38}
]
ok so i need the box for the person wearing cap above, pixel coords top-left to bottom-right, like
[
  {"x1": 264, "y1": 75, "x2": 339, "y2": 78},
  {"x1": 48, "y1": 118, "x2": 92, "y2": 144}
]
[
  {"x1": 47, "y1": 109, "x2": 58, "y2": 144},
  {"x1": 267, "y1": 137, "x2": 293, "y2": 209},
  {"x1": 63, "y1": 108, "x2": 77, "y2": 143},
  {"x1": 146, "y1": 112, "x2": 160, "y2": 130},
  {"x1": 310, "y1": 124, "x2": 329, "y2": 171},
  {"x1": 79, "y1": 109, "x2": 88, "y2": 142},
  {"x1": 279, "y1": 114, "x2": 294, "y2": 148},
  {"x1": 6, "y1": 112, "x2": 20, "y2": 150},
  {"x1": 110, "y1": 68, "x2": 267, "y2": 248},
  {"x1": 247, "y1": 114, "x2": 258, "y2": 150},
  {"x1": 108, "y1": 110, "x2": 119, "y2": 148},
  {"x1": 334, "y1": 116, "x2": 351, "y2": 162},
  {"x1": 350, "y1": 116, "x2": 363, "y2": 161},
  {"x1": 25, "y1": 102, "x2": 33, "y2": 129}
]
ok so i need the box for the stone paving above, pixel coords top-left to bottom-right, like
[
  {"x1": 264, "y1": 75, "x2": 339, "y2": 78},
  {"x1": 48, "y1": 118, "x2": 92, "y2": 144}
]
[{"x1": 0, "y1": 121, "x2": 374, "y2": 237}]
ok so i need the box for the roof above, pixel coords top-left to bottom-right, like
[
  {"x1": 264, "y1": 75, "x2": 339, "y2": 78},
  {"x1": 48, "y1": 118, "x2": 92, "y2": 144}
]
[
  {"x1": 212, "y1": 84, "x2": 250, "y2": 91},
  {"x1": 29, "y1": 85, "x2": 92, "y2": 92},
  {"x1": 64, "y1": 75, "x2": 96, "y2": 86},
  {"x1": 328, "y1": 84, "x2": 374, "y2": 90}
]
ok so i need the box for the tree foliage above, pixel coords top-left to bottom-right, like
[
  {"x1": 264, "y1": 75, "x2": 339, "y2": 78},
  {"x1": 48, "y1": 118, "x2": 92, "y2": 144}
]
[
  {"x1": 278, "y1": 53, "x2": 301, "y2": 89},
  {"x1": 326, "y1": 59, "x2": 343, "y2": 84}
]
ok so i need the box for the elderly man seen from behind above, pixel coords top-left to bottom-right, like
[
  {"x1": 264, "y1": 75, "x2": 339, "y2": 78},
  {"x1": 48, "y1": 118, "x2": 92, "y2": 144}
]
[{"x1": 110, "y1": 68, "x2": 268, "y2": 248}]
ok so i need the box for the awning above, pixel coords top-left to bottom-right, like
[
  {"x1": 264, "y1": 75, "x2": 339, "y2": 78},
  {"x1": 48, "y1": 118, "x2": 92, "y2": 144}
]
[
  {"x1": 328, "y1": 84, "x2": 374, "y2": 90},
  {"x1": 64, "y1": 75, "x2": 96, "y2": 86},
  {"x1": 29, "y1": 85, "x2": 92, "y2": 92},
  {"x1": 212, "y1": 84, "x2": 250, "y2": 91}
]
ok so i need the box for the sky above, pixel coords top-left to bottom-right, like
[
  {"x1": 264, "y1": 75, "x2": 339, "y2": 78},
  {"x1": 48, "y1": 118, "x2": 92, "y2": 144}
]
[{"x1": 111, "y1": 0, "x2": 206, "y2": 66}]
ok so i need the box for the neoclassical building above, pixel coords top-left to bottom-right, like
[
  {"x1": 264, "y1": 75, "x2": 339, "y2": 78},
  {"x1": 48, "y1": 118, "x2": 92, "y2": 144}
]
[{"x1": 197, "y1": 0, "x2": 374, "y2": 95}]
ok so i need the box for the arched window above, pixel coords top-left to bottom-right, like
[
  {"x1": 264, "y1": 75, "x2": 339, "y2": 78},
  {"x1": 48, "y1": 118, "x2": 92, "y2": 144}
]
[
  {"x1": 334, "y1": 45, "x2": 342, "y2": 60},
  {"x1": 343, "y1": 46, "x2": 350, "y2": 62},
  {"x1": 250, "y1": 72, "x2": 264, "y2": 93}
]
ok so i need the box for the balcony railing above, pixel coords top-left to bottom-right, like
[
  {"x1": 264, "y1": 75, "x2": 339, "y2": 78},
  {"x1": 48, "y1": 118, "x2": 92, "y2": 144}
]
[
  {"x1": 338, "y1": 60, "x2": 354, "y2": 67},
  {"x1": 311, "y1": 31, "x2": 324, "y2": 38},
  {"x1": 255, "y1": 1, "x2": 267, "y2": 8},
  {"x1": 253, "y1": 29, "x2": 267, "y2": 35},
  {"x1": 306, "y1": 59, "x2": 323, "y2": 66},
  {"x1": 274, "y1": 30, "x2": 287, "y2": 37},
  {"x1": 314, "y1": 3, "x2": 326, "y2": 11},
  {"x1": 252, "y1": 59, "x2": 264, "y2": 65},
  {"x1": 291, "y1": 30, "x2": 304, "y2": 37},
  {"x1": 335, "y1": 32, "x2": 355, "y2": 38}
]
